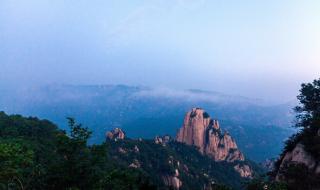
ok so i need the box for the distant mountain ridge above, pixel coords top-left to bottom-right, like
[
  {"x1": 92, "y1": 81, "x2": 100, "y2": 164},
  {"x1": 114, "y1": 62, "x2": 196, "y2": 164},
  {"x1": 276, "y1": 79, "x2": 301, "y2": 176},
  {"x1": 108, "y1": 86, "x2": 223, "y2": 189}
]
[{"x1": 0, "y1": 84, "x2": 295, "y2": 161}]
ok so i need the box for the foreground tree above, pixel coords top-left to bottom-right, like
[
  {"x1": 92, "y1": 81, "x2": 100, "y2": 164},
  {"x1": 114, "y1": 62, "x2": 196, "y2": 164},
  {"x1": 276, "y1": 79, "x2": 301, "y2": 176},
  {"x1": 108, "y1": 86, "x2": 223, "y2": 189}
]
[
  {"x1": 0, "y1": 141, "x2": 34, "y2": 190},
  {"x1": 246, "y1": 78, "x2": 320, "y2": 190},
  {"x1": 272, "y1": 78, "x2": 320, "y2": 189},
  {"x1": 0, "y1": 113, "x2": 155, "y2": 190}
]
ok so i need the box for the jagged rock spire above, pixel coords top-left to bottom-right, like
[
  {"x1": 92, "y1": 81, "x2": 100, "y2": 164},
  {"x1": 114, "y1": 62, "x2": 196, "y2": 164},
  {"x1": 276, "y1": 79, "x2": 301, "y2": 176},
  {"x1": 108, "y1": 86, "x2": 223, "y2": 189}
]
[{"x1": 176, "y1": 108, "x2": 244, "y2": 162}]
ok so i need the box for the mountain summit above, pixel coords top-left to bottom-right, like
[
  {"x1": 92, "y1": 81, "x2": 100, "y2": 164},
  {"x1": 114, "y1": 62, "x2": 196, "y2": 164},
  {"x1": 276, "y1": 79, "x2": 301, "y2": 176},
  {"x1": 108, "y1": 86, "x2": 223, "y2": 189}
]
[{"x1": 177, "y1": 108, "x2": 244, "y2": 162}]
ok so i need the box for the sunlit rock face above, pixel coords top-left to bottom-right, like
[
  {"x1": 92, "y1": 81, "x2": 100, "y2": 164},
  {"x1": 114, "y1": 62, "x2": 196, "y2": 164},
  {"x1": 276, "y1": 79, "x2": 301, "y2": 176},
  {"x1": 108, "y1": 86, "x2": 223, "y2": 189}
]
[
  {"x1": 106, "y1": 128, "x2": 125, "y2": 140},
  {"x1": 176, "y1": 108, "x2": 211, "y2": 153},
  {"x1": 162, "y1": 169, "x2": 182, "y2": 190},
  {"x1": 176, "y1": 108, "x2": 244, "y2": 162}
]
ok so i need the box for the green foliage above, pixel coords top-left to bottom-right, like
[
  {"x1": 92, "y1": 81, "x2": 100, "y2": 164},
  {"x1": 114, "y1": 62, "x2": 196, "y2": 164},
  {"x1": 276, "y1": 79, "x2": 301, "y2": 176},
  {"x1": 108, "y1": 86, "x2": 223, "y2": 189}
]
[
  {"x1": 1, "y1": 111, "x2": 252, "y2": 190},
  {"x1": 274, "y1": 79, "x2": 320, "y2": 169},
  {"x1": 211, "y1": 184, "x2": 232, "y2": 190},
  {"x1": 245, "y1": 178, "x2": 287, "y2": 190},
  {"x1": 101, "y1": 169, "x2": 155, "y2": 190},
  {"x1": 278, "y1": 163, "x2": 320, "y2": 190},
  {"x1": 0, "y1": 140, "x2": 34, "y2": 190},
  {"x1": 106, "y1": 139, "x2": 260, "y2": 190},
  {"x1": 293, "y1": 78, "x2": 320, "y2": 158},
  {"x1": 295, "y1": 79, "x2": 320, "y2": 130},
  {"x1": 271, "y1": 78, "x2": 320, "y2": 190},
  {"x1": 203, "y1": 112, "x2": 210, "y2": 118},
  {"x1": 67, "y1": 117, "x2": 92, "y2": 143},
  {"x1": 0, "y1": 112, "x2": 153, "y2": 190}
]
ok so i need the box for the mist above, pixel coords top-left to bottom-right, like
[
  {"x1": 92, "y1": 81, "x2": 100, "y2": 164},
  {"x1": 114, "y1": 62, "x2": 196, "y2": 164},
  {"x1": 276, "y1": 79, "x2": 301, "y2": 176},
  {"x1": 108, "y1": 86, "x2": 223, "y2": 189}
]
[{"x1": 1, "y1": 0, "x2": 319, "y2": 103}]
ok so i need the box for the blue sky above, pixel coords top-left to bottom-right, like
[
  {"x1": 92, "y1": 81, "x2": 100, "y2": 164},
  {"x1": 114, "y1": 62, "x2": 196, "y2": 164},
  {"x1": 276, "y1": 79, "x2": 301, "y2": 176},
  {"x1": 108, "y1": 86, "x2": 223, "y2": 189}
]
[{"x1": 1, "y1": 0, "x2": 319, "y2": 103}]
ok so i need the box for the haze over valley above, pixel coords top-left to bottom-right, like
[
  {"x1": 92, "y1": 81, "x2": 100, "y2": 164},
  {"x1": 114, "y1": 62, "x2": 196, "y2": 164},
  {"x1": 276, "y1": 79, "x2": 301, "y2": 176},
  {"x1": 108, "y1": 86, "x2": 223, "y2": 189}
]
[
  {"x1": 1, "y1": 1, "x2": 320, "y2": 189},
  {"x1": 0, "y1": 84, "x2": 294, "y2": 162}
]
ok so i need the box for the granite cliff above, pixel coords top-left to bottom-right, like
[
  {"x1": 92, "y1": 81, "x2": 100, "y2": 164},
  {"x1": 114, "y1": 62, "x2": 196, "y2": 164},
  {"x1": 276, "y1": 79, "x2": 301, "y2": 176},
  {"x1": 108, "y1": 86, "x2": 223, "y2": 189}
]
[
  {"x1": 176, "y1": 108, "x2": 244, "y2": 162},
  {"x1": 275, "y1": 129, "x2": 320, "y2": 183}
]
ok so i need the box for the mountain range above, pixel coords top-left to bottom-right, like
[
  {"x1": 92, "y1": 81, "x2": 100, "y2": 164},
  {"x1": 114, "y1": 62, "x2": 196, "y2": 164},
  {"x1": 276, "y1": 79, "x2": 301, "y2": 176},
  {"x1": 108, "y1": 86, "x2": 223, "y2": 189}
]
[{"x1": 0, "y1": 84, "x2": 295, "y2": 161}]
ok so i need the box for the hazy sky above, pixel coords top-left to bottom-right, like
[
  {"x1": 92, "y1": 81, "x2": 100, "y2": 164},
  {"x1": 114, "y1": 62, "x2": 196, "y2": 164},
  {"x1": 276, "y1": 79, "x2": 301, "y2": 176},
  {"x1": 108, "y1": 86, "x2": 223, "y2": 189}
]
[{"x1": 1, "y1": 0, "x2": 319, "y2": 103}]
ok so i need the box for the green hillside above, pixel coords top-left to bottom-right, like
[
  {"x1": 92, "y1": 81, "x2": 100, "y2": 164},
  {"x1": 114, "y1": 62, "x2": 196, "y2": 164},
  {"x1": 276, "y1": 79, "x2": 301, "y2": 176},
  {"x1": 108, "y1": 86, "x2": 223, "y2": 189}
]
[{"x1": 0, "y1": 111, "x2": 262, "y2": 190}]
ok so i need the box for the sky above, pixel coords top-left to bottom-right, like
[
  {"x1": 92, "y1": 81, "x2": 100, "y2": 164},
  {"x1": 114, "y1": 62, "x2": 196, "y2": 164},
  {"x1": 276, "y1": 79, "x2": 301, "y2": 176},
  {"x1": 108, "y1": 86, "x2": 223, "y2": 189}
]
[{"x1": 0, "y1": 0, "x2": 319, "y2": 103}]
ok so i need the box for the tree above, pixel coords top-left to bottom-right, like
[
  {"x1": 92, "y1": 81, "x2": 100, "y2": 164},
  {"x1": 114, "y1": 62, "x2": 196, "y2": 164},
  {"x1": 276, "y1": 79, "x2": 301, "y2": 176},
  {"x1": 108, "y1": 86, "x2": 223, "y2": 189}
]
[
  {"x1": 295, "y1": 78, "x2": 320, "y2": 130},
  {"x1": 0, "y1": 141, "x2": 34, "y2": 190},
  {"x1": 45, "y1": 118, "x2": 93, "y2": 189},
  {"x1": 293, "y1": 78, "x2": 320, "y2": 159},
  {"x1": 245, "y1": 178, "x2": 287, "y2": 190},
  {"x1": 271, "y1": 78, "x2": 320, "y2": 190},
  {"x1": 67, "y1": 117, "x2": 92, "y2": 143}
]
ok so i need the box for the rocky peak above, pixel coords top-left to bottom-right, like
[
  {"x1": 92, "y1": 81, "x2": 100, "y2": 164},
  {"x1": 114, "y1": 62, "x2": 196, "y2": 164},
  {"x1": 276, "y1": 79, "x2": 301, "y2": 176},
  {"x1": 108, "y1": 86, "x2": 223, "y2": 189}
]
[
  {"x1": 106, "y1": 128, "x2": 125, "y2": 141},
  {"x1": 176, "y1": 108, "x2": 244, "y2": 162},
  {"x1": 177, "y1": 108, "x2": 213, "y2": 153}
]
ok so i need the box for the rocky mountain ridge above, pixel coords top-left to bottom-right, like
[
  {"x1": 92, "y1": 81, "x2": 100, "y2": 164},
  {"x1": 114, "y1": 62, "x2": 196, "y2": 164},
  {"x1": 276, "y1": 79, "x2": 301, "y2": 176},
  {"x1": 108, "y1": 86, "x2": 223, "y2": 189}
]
[
  {"x1": 0, "y1": 84, "x2": 294, "y2": 161},
  {"x1": 104, "y1": 108, "x2": 261, "y2": 189},
  {"x1": 104, "y1": 134, "x2": 260, "y2": 190}
]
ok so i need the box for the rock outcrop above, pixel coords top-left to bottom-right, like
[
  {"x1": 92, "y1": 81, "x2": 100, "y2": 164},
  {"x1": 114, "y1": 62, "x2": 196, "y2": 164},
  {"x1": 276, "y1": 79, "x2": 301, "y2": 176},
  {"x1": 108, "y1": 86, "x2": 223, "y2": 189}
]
[
  {"x1": 162, "y1": 169, "x2": 182, "y2": 190},
  {"x1": 234, "y1": 164, "x2": 253, "y2": 178},
  {"x1": 154, "y1": 135, "x2": 172, "y2": 146},
  {"x1": 176, "y1": 108, "x2": 244, "y2": 162},
  {"x1": 276, "y1": 143, "x2": 320, "y2": 181},
  {"x1": 272, "y1": 132, "x2": 319, "y2": 190},
  {"x1": 275, "y1": 128, "x2": 320, "y2": 183},
  {"x1": 176, "y1": 108, "x2": 253, "y2": 178},
  {"x1": 129, "y1": 159, "x2": 141, "y2": 168},
  {"x1": 106, "y1": 128, "x2": 125, "y2": 141}
]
